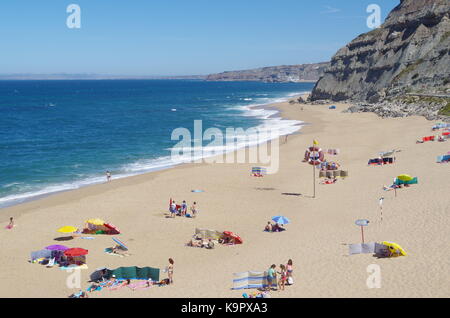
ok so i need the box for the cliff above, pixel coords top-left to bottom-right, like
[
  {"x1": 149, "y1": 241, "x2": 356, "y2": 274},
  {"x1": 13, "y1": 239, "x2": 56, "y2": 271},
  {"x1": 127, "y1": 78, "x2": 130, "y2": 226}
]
[
  {"x1": 310, "y1": 0, "x2": 450, "y2": 120},
  {"x1": 206, "y1": 62, "x2": 329, "y2": 83}
]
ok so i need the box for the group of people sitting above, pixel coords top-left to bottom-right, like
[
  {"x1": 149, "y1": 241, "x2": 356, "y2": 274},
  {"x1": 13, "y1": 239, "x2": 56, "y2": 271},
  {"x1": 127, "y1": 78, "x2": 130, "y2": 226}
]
[
  {"x1": 169, "y1": 200, "x2": 198, "y2": 218},
  {"x1": 264, "y1": 222, "x2": 285, "y2": 233}
]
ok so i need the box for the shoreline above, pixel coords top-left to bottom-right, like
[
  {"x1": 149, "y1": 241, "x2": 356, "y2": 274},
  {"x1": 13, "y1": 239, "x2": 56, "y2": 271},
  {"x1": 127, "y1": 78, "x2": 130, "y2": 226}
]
[
  {"x1": 1, "y1": 96, "x2": 448, "y2": 298},
  {"x1": 0, "y1": 91, "x2": 310, "y2": 215}
]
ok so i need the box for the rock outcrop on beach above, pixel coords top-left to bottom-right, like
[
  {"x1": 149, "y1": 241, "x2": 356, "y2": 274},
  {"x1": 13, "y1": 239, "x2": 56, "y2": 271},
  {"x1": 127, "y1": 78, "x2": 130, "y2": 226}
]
[
  {"x1": 206, "y1": 63, "x2": 329, "y2": 83},
  {"x1": 310, "y1": 0, "x2": 450, "y2": 120}
]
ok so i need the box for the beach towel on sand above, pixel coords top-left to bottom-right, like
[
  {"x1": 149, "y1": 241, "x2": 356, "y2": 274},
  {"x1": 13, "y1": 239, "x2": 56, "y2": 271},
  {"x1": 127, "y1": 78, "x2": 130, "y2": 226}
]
[{"x1": 232, "y1": 271, "x2": 277, "y2": 290}]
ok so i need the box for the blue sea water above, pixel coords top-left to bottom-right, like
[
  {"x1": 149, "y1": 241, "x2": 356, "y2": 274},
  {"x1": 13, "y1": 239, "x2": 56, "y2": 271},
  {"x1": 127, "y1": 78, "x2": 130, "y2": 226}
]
[{"x1": 0, "y1": 80, "x2": 314, "y2": 207}]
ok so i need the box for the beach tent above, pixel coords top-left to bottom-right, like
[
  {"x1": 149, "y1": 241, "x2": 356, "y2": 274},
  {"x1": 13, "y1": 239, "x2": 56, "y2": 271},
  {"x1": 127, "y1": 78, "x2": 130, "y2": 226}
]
[
  {"x1": 422, "y1": 136, "x2": 435, "y2": 142},
  {"x1": 98, "y1": 266, "x2": 160, "y2": 281},
  {"x1": 30, "y1": 249, "x2": 53, "y2": 261},
  {"x1": 368, "y1": 157, "x2": 395, "y2": 165},
  {"x1": 195, "y1": 228, "x2": 223, "y2": 240},
  {"x1": 437, "y1": 155, "x2": 450, "y2": 163},
  {"x1": 382, "y1": 241, "x2": 407, "y2": 257},
  {"x1": 83, "y1": 219, "x2": 120, "y2": 235},
  {"x1": 394, "y1": 174, "x2": 418, "y2": 185},
  {"x1": 232, "y1": 271, "x2": 277, "y2": 290},
  {"x1": 252, "y1": 167, "x2": 266, "y2": 177}
]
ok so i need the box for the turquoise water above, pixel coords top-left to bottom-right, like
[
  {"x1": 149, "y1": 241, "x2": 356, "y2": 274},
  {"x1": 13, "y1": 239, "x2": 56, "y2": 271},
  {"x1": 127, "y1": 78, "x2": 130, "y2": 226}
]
[{"x1": 0, "y1": 80, "x2": 314, "y2": 207}]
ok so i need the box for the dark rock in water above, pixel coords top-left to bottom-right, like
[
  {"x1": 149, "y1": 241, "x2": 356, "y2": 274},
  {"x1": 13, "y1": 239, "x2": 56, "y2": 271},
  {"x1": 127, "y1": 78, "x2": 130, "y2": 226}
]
[{"x1": 311, "y1": 0, "x2": 450, "y2": 120}]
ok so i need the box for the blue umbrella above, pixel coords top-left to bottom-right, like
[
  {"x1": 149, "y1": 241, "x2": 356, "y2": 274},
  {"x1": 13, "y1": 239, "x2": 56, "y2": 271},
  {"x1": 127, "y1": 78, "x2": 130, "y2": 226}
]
[
  {"x1": 112, "y1": 237, "x2": 128, "y2": 251},
  {"x1": 272, "y1": 216, "x2": 290, "y2": 225}
]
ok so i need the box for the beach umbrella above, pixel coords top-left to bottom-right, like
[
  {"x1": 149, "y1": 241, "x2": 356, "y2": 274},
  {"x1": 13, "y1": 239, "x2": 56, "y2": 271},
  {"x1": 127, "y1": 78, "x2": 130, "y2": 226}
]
[
  {"x1": 223, "y1": 231, "x2": 243, "y2": 244},
  {"x1": 85, "y1": 218, "x2": 105, "y2": 225},
  {"x1": 272, "y1": 215, "x2": 290, "y2": 225},
  {"x1": 397, "y1": 174, "x2": 413, "y2": 182},
  {"x1": 45, "y1": 244, "x2": 69, "y2": 251},
  {"x1": 112, "y1": 237, "x2": 128, "y2": 251},
  {"x1": 64, "y1": 248, "x2": 88, "y2": 257},
  {"x1": 382, "y1": 241, "x2": 407, "y2": 256},
  {"x1": 57, "y1": 226, "x2": 78, "y2": 233}
]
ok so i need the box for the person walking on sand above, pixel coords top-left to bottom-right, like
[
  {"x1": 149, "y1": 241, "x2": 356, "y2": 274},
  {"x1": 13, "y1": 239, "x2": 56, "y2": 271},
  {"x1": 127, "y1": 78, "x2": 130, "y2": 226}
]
[
  {"x1": 286, "y1": 259, "x2": 293, "y2": 284},
  {"x1": 266, "y1": 264, "x2": 276, "y2": 291},
  {"x1": 190, "y1": 202, "x2": 198, "y2": 218},
  {"x1": 106, "y1": 171, "x2": 112, "y2": 182},
  {"x1": 181, "y1": 200, "x2": 187, "y2": 216},
  {"x1": 5, "y1": 217, "x2": 14, "y2": 230},
  {"x1": 277, "y1": 264, "x2": 287, "y2": 291},
  {"x1": 168, "y1": 258, "x2": 174, "y2": 284}
]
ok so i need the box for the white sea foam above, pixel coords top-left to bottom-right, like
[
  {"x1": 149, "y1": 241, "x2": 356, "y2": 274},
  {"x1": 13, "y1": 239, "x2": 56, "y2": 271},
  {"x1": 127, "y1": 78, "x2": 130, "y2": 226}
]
[{"x1": 0, "y1": 90, "x2": 309, "y2": 208}]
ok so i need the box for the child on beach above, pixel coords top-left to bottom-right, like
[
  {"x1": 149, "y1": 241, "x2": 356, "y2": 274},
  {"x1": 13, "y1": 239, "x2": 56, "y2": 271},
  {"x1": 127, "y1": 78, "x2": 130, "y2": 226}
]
[
  {"x1": 190, "y1": 202, "x2": 198, "y2": 218},
  {"x1": 277, "y1": 264, "x2": 287, "y2": 291},
  {"x1": 168, "y1": 258, "x2": 174, "y2": 284}
]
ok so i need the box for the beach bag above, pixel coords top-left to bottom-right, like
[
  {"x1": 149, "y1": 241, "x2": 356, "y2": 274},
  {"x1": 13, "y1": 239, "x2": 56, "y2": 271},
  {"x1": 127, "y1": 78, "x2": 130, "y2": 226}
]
[{"x1": 287, "y1": 277, "x2": 294, "y2": 285}]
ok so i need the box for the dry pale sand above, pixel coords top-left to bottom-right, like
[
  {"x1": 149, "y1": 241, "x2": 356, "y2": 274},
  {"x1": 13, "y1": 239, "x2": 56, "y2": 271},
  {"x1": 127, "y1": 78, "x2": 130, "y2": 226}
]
[{"x1": 0, "y1": 98, "x2": 449, "y2": 298}]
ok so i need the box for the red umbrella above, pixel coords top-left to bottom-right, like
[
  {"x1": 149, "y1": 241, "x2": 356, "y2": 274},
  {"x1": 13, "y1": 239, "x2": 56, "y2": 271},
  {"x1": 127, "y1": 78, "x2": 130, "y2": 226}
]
[
  {"x1": 64, "y1": 248, "x2": 88, "y2": 257},
  {"x1": 223, "y1": 231, "x2": 243, "y2": 244}
]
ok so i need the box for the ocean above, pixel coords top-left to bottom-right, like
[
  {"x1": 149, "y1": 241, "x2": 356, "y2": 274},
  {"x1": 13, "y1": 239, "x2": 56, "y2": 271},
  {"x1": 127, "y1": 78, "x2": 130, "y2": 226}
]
[{"x1": 0, "y1": 80, "x2": 314, "y2": 208}]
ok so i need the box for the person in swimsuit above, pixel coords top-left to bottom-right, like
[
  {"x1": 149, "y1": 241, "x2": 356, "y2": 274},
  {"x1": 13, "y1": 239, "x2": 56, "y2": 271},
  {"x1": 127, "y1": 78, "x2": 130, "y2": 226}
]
[
  {"x1": 181, "y1": 200, "x2": 187, "y2": 216},
  {"x1": 106, "y1": 171, "x2": 111, "y2": 182},
  {"x1": 286, "y1": 259, "x2": 293, "y2": 284},
  {"x1": 168, "y1": 258, "x2": 174, "y2": 284},
  {"x1": 277, "y1": 264, "x2": 287, "y2": 291},
  {"x1": 190, "y1": 202, "x2": 198, "y2": 218}
]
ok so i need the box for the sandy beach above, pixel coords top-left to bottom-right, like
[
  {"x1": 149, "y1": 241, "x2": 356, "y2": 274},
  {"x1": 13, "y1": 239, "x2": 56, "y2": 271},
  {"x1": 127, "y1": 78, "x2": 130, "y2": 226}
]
[{"x1": 1, "y1": 97, "x2": 449, "y2": 298}]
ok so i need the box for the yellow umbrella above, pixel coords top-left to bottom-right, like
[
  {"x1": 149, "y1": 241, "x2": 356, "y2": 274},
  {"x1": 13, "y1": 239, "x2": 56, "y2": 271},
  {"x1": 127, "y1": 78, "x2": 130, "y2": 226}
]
[
  {"x1": 85, "y1": 218, "x2": 105, "y2": 225},
  {"x1": 57, "y1": 226, "x2": 78, "y2": 233},
  {"x1": 382, "y1": 241, "x2": 407, "y2": 256},
  {"x1": 397, "y1": 174, "x2": 413, "y2": 182}
]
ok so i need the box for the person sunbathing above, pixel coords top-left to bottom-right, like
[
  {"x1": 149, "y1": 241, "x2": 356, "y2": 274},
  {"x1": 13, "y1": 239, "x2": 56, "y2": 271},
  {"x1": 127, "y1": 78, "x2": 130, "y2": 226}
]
[
  {"x1": 187, "y1": 239, "x2": 202, "y2": 247},
  {"x1": 264, "y1": 222, "x2": 273, "y2": 232}
]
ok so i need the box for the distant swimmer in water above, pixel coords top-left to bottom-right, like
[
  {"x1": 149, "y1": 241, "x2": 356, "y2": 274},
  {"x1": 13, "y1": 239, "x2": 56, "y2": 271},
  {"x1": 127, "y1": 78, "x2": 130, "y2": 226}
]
[{"x1": 106, "y1": 171, "x2": 112, "y2": 182}]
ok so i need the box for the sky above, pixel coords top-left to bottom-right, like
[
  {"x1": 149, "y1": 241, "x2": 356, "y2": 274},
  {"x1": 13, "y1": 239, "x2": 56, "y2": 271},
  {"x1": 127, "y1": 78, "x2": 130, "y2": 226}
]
[{"x1": 0, "y1": 0, "x2": 399, "y2": 75}]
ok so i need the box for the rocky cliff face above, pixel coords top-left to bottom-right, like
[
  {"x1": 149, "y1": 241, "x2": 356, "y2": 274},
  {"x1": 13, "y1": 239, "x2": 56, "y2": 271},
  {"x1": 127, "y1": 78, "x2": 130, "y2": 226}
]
[
  {"x1": 206, "y1": 62, "x2": 329, "y2": 83},
  {"x1": 310, "y1": 0, "x2": 450, "y2": 120}
]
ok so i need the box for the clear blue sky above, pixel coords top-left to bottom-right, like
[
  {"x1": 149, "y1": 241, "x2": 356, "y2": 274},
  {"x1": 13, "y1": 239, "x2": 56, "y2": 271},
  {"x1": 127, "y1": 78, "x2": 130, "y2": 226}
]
[{"x1": 0, "y1": 0, "x2": 399, "y2": 75}]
